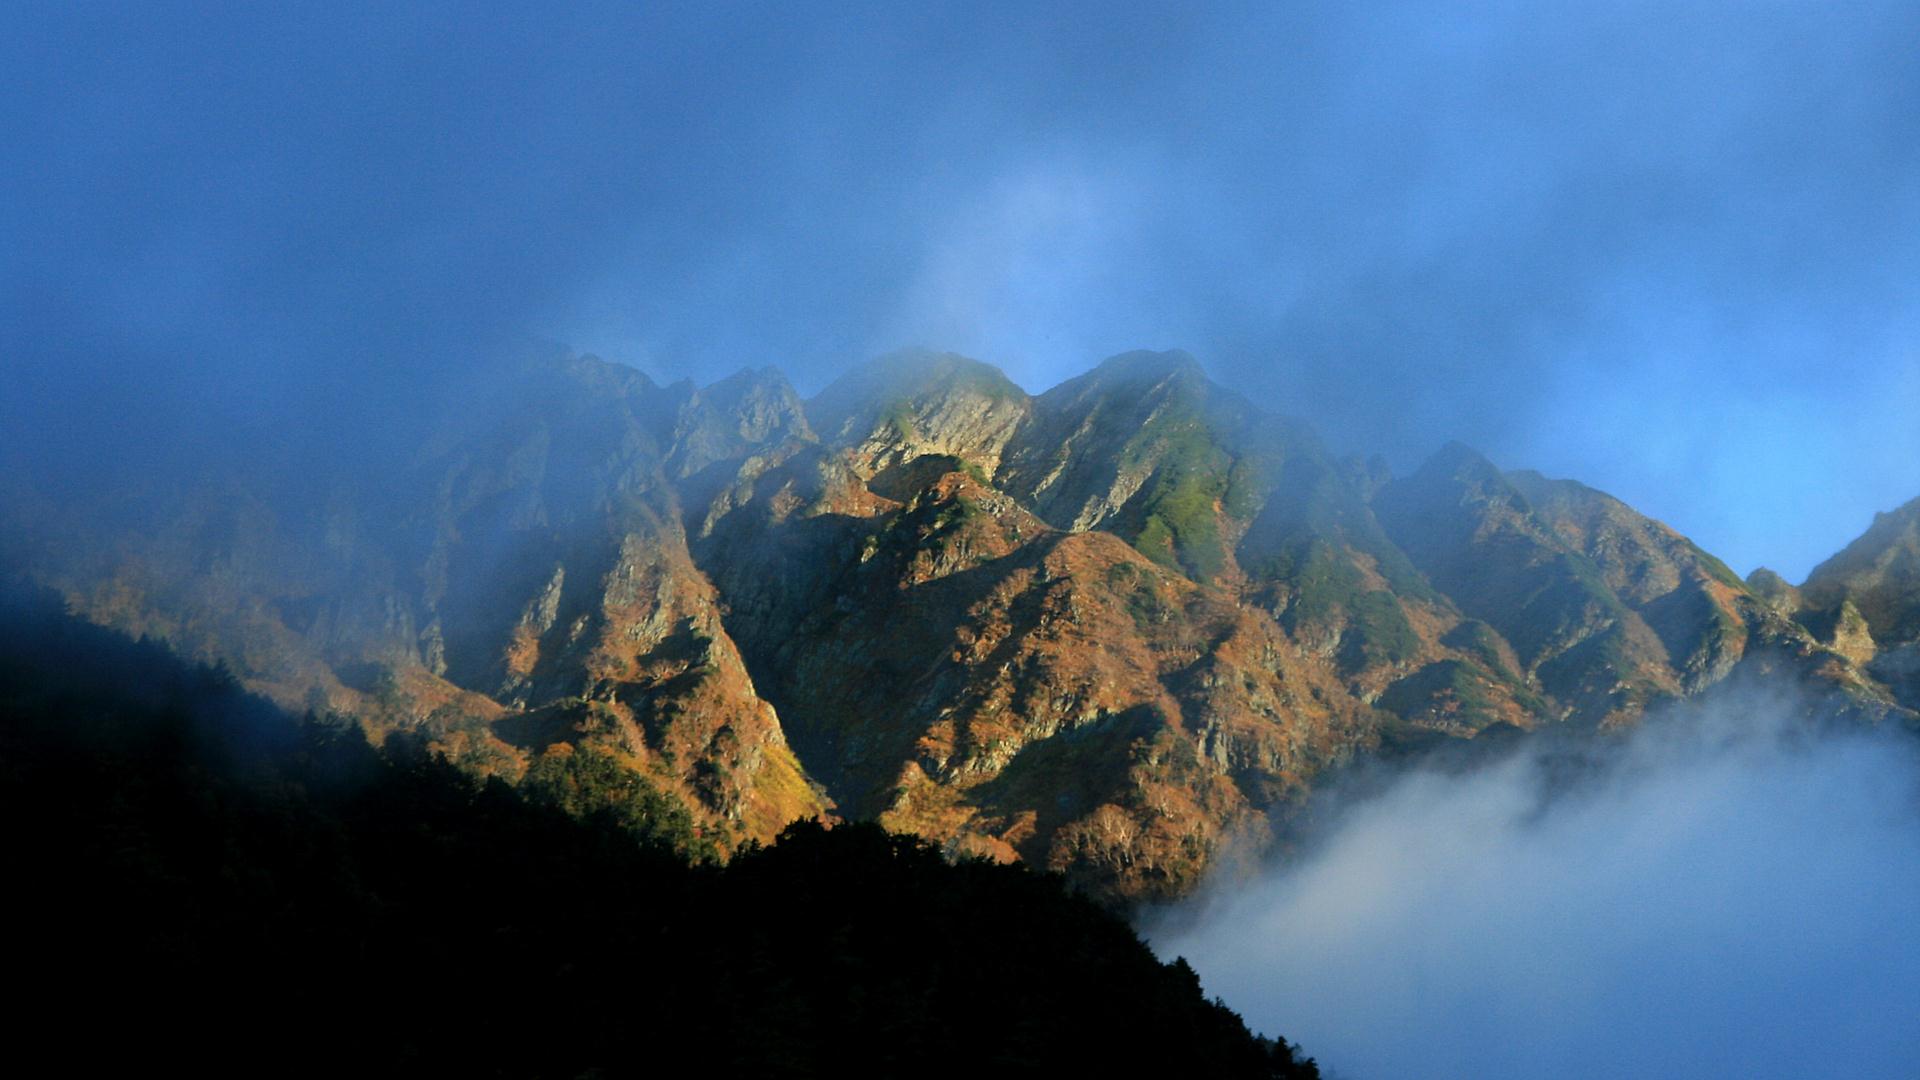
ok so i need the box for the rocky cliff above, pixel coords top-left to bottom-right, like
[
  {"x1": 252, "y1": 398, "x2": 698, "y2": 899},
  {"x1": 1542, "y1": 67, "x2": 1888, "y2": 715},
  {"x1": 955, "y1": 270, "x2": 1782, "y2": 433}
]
[{"x1": 1799, "y1": 497, "x2": 1920, "y2": 711}]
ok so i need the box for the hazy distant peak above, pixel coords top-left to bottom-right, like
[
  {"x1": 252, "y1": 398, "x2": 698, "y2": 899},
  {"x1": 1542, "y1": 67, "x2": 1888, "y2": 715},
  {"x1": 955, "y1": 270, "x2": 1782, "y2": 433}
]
[
  {"x1": 680, "y1": 364, "x2": 808, "y2": 425},
  {"x1": 1745, "y1": 567, "x2": 1803, "y2": 614},
  {"x1": 1410, "y1": 440, "x2": 1504, "y2": 486},
  {"x1": 1504, "y1": 469, "x2": 1626, "y2": 513},
  {"x1": 1805, "y1": 494, "x2": 1920, "y2": 585},
  {"x1": 802, "y1": 351, "x2": 1020, "y2": 454},
  {"x1": 1086, "y1": 348, "x2": 1207, "y2": 384},
  {"x1": 561, "y1": 351, "x2": 663, "y2": 395},
  {"x1": 859, "y1": 347, "x2": 1020, "y2": 389},
  {"x1": 811, "y1": 348, "x2": 1021, "y2": 410},
  {"x1": 1802, "y1": 492, "x2": 1920, "y2": 644},
  {"x1": 684, "y1": 366, "x2": 807, "y2": 419},
  {"x1": 1032, "y1": 349, "x2": 1270, "y2": 437},
  {"x1": 1870, "y1": 494, "x2": 1920, "y2": 531},
  {"x1": 657, "y1": 368, "x2": 812, "y2": 484},
  {"x1": 702, "y1": 364, "x2": 796, "y2": 392}
]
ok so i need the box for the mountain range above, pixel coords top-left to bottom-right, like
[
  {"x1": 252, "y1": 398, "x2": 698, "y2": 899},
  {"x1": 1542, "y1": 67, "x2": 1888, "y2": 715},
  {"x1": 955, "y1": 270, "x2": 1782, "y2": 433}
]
[{"x1": 8, "y1": 345, "x2": 1916, "y2": 906}]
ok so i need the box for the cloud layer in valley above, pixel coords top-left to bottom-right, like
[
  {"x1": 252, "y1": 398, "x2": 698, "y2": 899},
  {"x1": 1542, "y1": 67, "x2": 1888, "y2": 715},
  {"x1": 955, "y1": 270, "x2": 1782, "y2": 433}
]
[{"x1": 1153, "y1": 696, "x2": 1920, "y2": 1079}]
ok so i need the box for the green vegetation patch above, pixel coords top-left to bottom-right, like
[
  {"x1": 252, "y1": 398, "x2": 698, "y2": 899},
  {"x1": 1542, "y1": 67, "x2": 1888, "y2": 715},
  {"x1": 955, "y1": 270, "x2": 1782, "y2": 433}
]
[
  {"x1": 1127, "y1": 579, "x2": 1175, "y2": 632},
  {"x1": 1442, "y1": 620, "x2": 1510, "y2": 675},
  {"x1": 1264, "y1": 539, "x2": 1363, "y2": 632},
  {"x1": 930, "y1": 495, "x2": 983, "y2": 534},
  {"x1": 1338, "y1": 590, "x2": 1421, "y2": 670},
  {"x1": 1378, "y1": 660, "x2": 1502, "y2": 730},
  {"x1": 880, "y1": 397, "x2": 918, "y2": 441},
  {"x1": 1498, "y1": 553, "x2": 1631, "y2": 663},
  {"x1": 1222, "y1": 454, "x2": 1277, "y2": 521},
  {"x1": 1117, "y1": 396, "x2": 1237, "y2": 582},
  {"x1": 1131, "y1": 464, "x2": 1231, "y2": 580},
  {"x1": 523, "y1": 743, "x2": 716, "y2": 861}
]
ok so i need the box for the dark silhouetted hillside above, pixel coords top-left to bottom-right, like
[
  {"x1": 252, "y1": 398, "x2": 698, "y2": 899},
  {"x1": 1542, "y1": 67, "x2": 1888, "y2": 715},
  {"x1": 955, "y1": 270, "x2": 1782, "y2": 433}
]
[{"x1": 0, "y1": 586, "x2": 1316, "y2": 1078}]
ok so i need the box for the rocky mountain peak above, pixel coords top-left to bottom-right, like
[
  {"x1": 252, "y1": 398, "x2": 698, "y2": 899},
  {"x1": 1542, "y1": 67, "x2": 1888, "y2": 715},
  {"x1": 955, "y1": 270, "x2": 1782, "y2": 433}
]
[
  {"x1": 1802, "y1": 495, "x2": 1920, "y2": 646},
  {"x1": 807, "y1": 350, "x2": 1024, "y2": 432},
  {"x1": 1745, "y1": 567, "x2": 1802, "y2": 614},
  {"x1": 1084, "y1": 348, "x2": 1209, "y2": 386},
  {"x1": 1413, "y1": 440, "x2": 1507, "y2": 487},
  {"x1": 667, "y1": 365, "x2": 812, "y2": 479},
  {"x1": 805, "y1": 349, "x2": 1031, "y2": 478}
]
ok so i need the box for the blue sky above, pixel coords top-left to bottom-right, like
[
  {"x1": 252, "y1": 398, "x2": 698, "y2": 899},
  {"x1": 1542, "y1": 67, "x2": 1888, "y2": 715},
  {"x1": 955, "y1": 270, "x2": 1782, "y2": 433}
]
[{"x1": 6, "y1": 2, "x2": 1918, "y2": 579}]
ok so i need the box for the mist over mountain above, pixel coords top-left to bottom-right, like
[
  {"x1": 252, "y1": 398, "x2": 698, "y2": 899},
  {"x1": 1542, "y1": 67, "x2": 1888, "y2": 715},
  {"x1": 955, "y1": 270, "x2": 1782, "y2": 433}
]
[
  {"x1": 7, "y1": 4, "x2": 1920, "y2": 581},
  {"x1": 7, "y1": 6, "x2": 1920, "y2": 1076},
  {"x1": 10, "y1": 339, "x2": 1918, "y2": 1076}
]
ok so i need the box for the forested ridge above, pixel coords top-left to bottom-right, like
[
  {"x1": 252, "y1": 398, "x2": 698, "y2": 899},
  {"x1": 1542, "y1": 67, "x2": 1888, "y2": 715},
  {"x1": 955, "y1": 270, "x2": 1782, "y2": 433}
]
[{"x1": 0, "y1": 587, "x2": 1316, "y2": 1078}]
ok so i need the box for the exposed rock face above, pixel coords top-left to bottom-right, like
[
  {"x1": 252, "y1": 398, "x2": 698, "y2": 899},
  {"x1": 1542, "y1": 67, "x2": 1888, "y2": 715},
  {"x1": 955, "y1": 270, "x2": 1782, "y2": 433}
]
[
  {"x1": 1746, "y1": 567, "x2": 1803, "y2": 614},
  {"x1": 11, "y1": 346, "x2": 1913, "y2": 903},
  {"x1": 1803, "y1": 497, "x2": 1920, "y2": 644},
  {"x1": 1800, "y1": 497, "x2": 1920, "y2": 709},
  {"x1": 807, "y1": 349, "x2": 1032, "y2": 480},
  {"x1": 702, "y1": 462, "x2": 1370, "y2": 903},
  {"x1": 997, "y1": 350, "x2": 1317, "y2": 578},
  {"x1": 18, "y1": 353, "x2": 831, "y2": 855}
]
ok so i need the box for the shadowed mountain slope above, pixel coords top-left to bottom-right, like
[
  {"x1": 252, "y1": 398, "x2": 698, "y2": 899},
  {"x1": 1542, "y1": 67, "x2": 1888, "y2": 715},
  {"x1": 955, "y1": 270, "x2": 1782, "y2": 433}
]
[{"x1": 0, "y1": 587, "x2": 1317, "y2": 1078}]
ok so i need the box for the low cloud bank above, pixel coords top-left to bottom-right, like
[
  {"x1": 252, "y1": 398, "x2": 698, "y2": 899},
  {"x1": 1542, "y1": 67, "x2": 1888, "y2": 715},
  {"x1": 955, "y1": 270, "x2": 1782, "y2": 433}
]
[{"x1": 1154, "y1": 697, "x2": 1920, "y2": 1079}]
